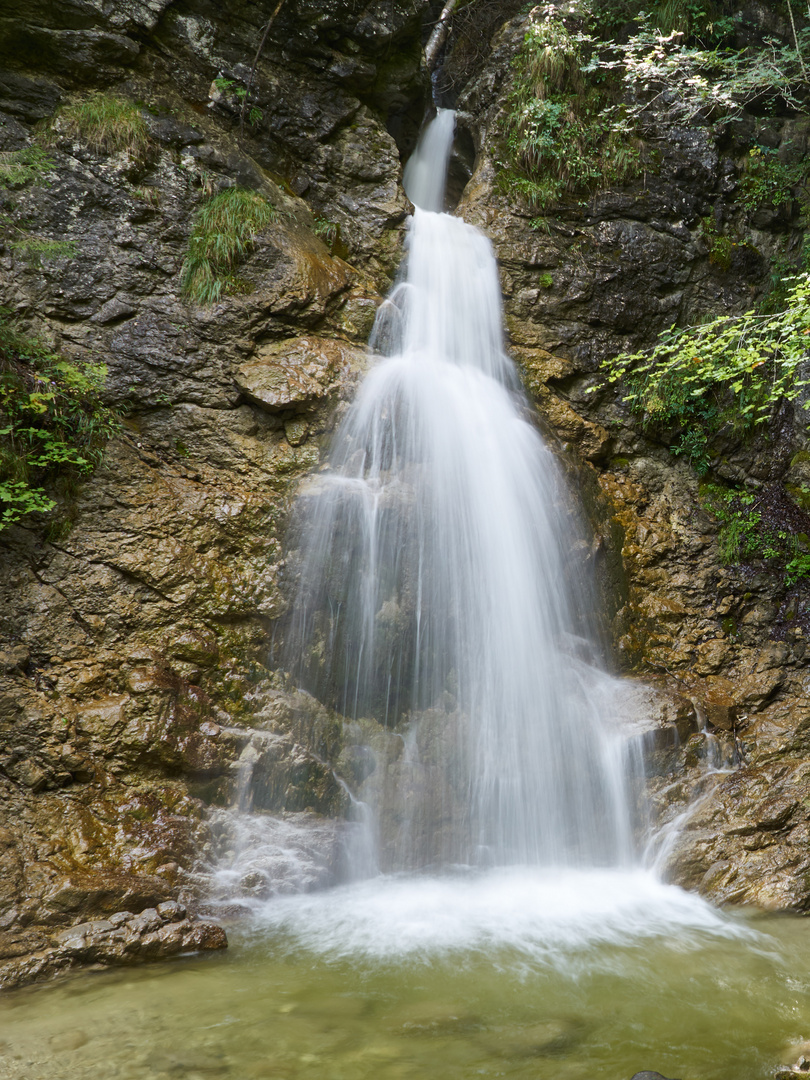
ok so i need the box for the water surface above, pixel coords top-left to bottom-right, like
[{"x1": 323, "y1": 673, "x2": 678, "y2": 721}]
[{"x1": 3, "y1": 869, "x2": 809, "y2": 1080}]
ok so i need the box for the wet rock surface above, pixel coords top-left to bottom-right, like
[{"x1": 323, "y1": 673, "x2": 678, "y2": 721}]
[
  {"x1": 0, "y1": 901, "x2": 227, "y2": 990},
  {"x1": 1, "y1": 0, "x2": 810, "y2": 989},
  {"x1": 0, "y1": 0, "x2": 418, "y2": 987}
]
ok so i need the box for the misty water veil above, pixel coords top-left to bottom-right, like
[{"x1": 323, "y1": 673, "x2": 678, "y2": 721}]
[{"x1": 283, "y1": 108, "x2": 639, "y2": 876}]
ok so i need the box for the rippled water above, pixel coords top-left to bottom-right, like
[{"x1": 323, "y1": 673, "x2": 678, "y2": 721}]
[{"x1": 3, "y1": 869, "x2": 810, "y2": 1080}]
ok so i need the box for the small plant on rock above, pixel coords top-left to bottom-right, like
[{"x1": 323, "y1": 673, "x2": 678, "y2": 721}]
[
  {"x1": 0, "y1": 312, "x2": 119, "y2": 531},
  {"x1": 312, "y1": 214, "x2": 340, "y2": 252},
  {"x1": 701, "y1": 482, "x2": 810, "y2": 585},
  {"x1": 0, "y1": 146, "x2": 54, "y2": 188},
  {"x1": 9, "y1": 238, "x2": 77, "y2": 266},
  {"x1": 57, "y1": 92, "x2": 151, "y2": 158},
  {"x1": 738, "y1": 146, "x2": 808, "y2": 216},
  {"x1": 180, "y1": 187, "x2": 278, "y2": 304}
]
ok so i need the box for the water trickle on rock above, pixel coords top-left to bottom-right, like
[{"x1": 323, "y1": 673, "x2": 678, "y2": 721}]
[{"x1": 284, "y1": 110, "x2": 641, "y2": 874}]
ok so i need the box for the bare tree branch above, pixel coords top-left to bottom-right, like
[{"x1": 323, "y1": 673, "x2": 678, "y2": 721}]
[
  {"x1": 240, "y1": 0, "x2": 288, "y2": 134},
  {"x1": 425, "y1": 0, "x2": 460, "y2": 73}
]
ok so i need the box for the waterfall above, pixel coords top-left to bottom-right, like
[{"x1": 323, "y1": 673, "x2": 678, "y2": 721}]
[{"x1": 283, "y1": 110, "x2": 640, "y2": 874}]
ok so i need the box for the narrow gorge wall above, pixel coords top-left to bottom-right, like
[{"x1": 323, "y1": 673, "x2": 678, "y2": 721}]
[
  {"x1": 448, "y1": 3, "x2": 810, "y2": 911},
  {"x1": 1, "y1": 0, "x2": 810, "y2": 987}
]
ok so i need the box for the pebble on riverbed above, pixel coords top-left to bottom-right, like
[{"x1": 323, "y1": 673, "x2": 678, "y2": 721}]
[
  {"x1": 0, "y1": 902, "x2": 227, "y2": 991},
  {"x1": 630, "y1": 1072, "x2": 681, "y2": 1080},
  {"x1": 775, "y1": 1057, "x2": 810, "y2": 1079}
]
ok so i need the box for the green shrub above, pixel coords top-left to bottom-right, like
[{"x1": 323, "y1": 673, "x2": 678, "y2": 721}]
[
  {"x1": 701, "y1": 483, "x2": 810, "y2": 585},
  {"x1": 597, "y1": 274, "x2": 810, "y2": 472},
  {"x1": 699, "y1": 217, "x2": 739, "y2": 272},
  {"x1": 739, "y1": 147, "x2": 807, "y2": 215},
  {"x1": 587, "y1": 0, "x2": 735, "y2": 42},
  {"x1": 58, "y1": 92, "x2": 150, "y2": 157},
  {"x1": 0, "y1": 313, "x2": 119, "y2": 531},
  {"x1": 180, "y1": 187, "x2": 278, "y2": 304},
  {"x1": 499, "y1": 11, "x2": 640, "y2": 211}
]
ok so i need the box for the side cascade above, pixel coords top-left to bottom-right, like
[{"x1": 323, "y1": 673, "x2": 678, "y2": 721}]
[{"x1": 282, "y1": 109, "x2": 643, "y2": 875}]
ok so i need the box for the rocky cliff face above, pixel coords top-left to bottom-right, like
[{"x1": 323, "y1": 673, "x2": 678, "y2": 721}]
[
  {"x1": 451, "y1": 6, "x2": 810, "y2": 911},
  {"x1": 1, "y1": 0, "x2": 809, "y2": 988},
  {"x1": 0, "y1": 0, "x2": 430, "y2": 985}
]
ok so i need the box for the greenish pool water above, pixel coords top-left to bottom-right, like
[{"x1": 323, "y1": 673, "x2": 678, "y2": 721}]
[{"x1": 2, "y1": 869, "x2": 809, "y2": 1080}]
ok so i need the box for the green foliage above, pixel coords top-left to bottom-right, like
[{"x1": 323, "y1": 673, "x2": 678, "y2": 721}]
[
  {"x1": 761, "y1": 237, "x2": 810, "y2": 313},
  {"x1": 0, "y1": 149, "x2": 75, "y2": 270},
  {"x1": 312, "y1": 214, "x2": 340, "y2": 251},
  {"x1": 0, "y1": 146, "x2": 54, "y2": 188},
  {"x1": 579, "y1": 7, "x2": 810, "y2": 129},
  {"x1": 213, "y1": 78, "x2": 262, "y2": 126},
  {"x1": 699, "y1": 216, "x2": 742, "y2": 271},
  {"x1": 723, "y1": 24, "x2": 810, "y2": 111},
  {"x1": 0, "y1": 313, "x2": 119, "y2": 531},
  {"x1": 133, "y1": 184, "x2": 161, "y2": 207},
  {"x1": 180, "y1": 187, "x2": 277, "y2": 304},
  {"x1": 649, "y1": 0, "x2": 733, "y2": 41},
  {"x1": 500, "y1": 11, "x2": 640, "y2": 211},
  {"x1": 598, "y1": 274, "x2": 810, "y2": 470},
  {"x1": 701, "y1": 483, "x2": 810, "y2": 584},
  {"x1": 738, "y1": 146, "x2": 808, "y2": 214},
  {"x1": 587, "y1": 0, "x2": 734, "y2": 42},
  {"x1": 214, "y1": 77, "x2": 241, "y2": 95},
  {"x1": 538, "y1": 271, "x2": 554, "y2": 288},
  {"x1": 58, "y1": 92, "x2": 150, "y2": 157}
]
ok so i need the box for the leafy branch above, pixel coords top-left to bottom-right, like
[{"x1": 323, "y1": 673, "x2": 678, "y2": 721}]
[{"x1": 0, "y1": 314, "x2": 119, "y2": 531}]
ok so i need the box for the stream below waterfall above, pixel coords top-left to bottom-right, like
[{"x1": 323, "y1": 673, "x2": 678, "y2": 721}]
[
  {"x1": 3, "y1": 110, "x2": 807, "y2": 1080},
  {"x1": 3, "y1": 875, "x2": 810, "y2": 1079}
]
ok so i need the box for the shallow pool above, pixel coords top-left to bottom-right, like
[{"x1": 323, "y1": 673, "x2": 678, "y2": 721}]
[{"x1": 2, "y1": 868, "x2": 808, "y2": 1080}]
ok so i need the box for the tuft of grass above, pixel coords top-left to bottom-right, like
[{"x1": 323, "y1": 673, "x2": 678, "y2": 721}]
[
  {"x1": 312, "y1": 214, "x2": 340, "y2": 252},
  {"x1": 180, "y1": 187, "x2": 277, "y2": 305},
  {"x1": 58, "y1": 92, "x2": 150, "y2": 158}
]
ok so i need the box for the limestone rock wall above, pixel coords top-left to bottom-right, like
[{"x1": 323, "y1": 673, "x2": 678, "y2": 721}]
[
  {"x1": 451, "y1": 8, "x2": 810, "y2": 911},
  {"x1": 0, "y1": 0, "x2": 432, "y2": 985},
  {"x1": 2, "y1": 0, "x2": 810, "y2": 993}
]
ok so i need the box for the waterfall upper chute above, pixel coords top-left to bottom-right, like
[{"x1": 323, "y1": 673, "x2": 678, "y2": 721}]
[
  {"x1": 283, "y1": 110, "x2": 640, "y2": 873},
  {"x1": 402, "y1": 108, "x2": 457, "y2": 212}
]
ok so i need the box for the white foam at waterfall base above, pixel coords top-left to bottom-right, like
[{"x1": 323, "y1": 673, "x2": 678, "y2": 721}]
[
  {"x1": 252, "y1": 867, "x2": 757, "y2": 966},
  {"x1": 206, "y1": 808, "x2": 346, "y2": 905}
]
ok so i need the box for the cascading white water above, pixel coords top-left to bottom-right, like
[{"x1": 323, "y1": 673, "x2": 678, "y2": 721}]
[{"x1": 285, "y1": 110, "x2": 640, "y2": 873}]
